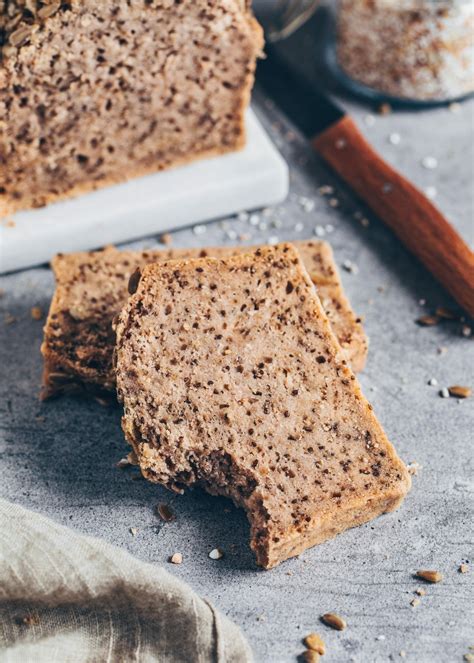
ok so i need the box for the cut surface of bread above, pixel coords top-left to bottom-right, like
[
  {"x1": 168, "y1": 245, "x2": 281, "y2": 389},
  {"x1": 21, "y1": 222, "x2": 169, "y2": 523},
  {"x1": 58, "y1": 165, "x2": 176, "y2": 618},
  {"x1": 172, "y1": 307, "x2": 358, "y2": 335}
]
[
  {"x1": 0, "y1": 0, "x2": 262, "y2": 216},
  {"x1": 41, "y1": 240, "x2": 368, "y2": 398},
  {"x1": 115, "y1": 244, "x2": 410, "y2": 569}
]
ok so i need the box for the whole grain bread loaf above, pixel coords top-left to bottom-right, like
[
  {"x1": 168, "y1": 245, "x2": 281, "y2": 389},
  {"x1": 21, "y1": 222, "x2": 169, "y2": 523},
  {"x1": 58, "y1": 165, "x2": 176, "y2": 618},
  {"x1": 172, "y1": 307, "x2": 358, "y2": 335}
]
[
  {"x1": 115, "y1": 244, "x2": 410, "y2": 568},
  {"x1": 41, "y1": 240, "x2": 368, "y2": 398},
  {"x1": 0, "y1": 0, "x2": 262, "y2": 216}
]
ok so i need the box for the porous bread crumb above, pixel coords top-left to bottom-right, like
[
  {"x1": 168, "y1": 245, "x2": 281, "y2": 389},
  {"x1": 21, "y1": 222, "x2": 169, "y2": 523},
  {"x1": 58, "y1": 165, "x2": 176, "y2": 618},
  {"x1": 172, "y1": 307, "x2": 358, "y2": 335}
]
[
  {"x1": 0, "y1": 1, "x2": 262, "y2": 216},
  {"x1": 41, "y1": 240, "x2": 368, "y2": 399},
  {"x1": 115, "y1": 244, "x2": 409, "y2": 568}
]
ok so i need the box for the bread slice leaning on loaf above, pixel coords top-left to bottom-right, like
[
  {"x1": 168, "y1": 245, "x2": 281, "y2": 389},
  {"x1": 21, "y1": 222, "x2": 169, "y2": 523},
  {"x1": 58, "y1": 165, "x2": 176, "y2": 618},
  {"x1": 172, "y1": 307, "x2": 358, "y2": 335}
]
[
  {"x1": 41, "y1": 240, "x2": 368, "y2": 399},
  {"x1": 0, "y1": 0, "x2": 262, "y2": 216},
  {"x1": 115, "y1": 243, "x2": 410, "y2": 569}
]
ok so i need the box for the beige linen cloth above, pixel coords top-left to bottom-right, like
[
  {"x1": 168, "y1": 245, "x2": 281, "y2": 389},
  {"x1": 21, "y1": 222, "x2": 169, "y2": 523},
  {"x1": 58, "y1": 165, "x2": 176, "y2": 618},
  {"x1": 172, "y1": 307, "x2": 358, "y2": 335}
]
[{"x1": 0, "y1": 499, "x2": 252, "y2": 663}]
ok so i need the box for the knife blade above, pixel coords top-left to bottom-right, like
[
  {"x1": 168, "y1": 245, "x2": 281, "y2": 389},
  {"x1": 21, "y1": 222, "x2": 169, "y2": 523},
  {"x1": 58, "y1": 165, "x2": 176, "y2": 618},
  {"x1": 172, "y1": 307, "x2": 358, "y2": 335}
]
[{"x1": 256, "y1": 49, "x2": 474, "y2": 317}]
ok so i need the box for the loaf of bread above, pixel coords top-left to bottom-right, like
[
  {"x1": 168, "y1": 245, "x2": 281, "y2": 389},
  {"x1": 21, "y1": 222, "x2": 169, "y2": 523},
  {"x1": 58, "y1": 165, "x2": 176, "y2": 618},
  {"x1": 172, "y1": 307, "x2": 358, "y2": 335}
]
[
  {"x1": 41, "y1": 240, "x2": 368, "y2": 398},
  {"x1": 0, "y1": 1, "x2": 262, "y2": 216},
  {"x1": 115, "y1": 244, "x2": 410, "y2": 568}
]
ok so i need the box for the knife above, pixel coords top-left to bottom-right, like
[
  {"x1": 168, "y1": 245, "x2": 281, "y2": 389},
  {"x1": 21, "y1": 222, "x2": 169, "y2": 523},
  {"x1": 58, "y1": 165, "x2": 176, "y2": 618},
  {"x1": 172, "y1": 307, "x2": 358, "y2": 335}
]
[{"x1": 256, "y1": 49, "x2": 474, "y2": 317}]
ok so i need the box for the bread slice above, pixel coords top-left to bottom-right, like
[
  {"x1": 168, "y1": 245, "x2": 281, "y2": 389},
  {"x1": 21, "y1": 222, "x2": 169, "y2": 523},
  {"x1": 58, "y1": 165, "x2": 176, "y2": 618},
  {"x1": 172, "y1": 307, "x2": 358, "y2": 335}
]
[
  {"x1": 41, "y1": 241, "x2": 368, "y2": 398},
  {"x1": 115, "y1": 244, "x2": 410, "y2": 569},
  {"x1": 0, "y1": 1, "x2": 262, "y2": 216}
]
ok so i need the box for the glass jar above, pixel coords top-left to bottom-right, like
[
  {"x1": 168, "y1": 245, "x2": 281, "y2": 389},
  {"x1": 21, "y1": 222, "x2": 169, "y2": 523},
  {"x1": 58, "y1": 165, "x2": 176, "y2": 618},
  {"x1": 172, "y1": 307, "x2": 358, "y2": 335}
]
[{"x1": 331, "y1": 0, "x2": 474, "y2": 105}]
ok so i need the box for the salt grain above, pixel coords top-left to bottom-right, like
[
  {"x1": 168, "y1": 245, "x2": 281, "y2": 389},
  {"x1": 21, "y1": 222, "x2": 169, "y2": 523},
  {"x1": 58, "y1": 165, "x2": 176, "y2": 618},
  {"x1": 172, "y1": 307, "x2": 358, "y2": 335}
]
[
  {"x1": 421, "y1": 156, "x2": 438, "y2": 170},
  {"x1": 389, "y1": 132, "x2": 401, "y2": 145},
  {"x1": 237, "y1": 211, "x2": 249, "y2": 222},
  {"x1": 364, "y1": 114, "x2": 376, "y2": 127},
  {"x1": 314, "y1": 225, "x2": 326, "y2": 237},
  {"x1": 428, "y1": 378, "x2": 438, "y2": 386},
  {"x1": 258, "y1": 221, "x2": 268, "y2": 232},
  {"x1": 439, "y1": 388, "x2": 450, "y2": 398},
  {"x1": 209, "y1": 548, "x2": 224, "y2": 560},
  {"x1": 425, "y1": 186, "x2": 437, "y2": 200},
  {"x1": 325, "y1": 224, "x2": 335, "y2": 233},
  {"x1": 249, "y1": 214, "x2": 260, "y2": 226},
  {"x1": 267, "y1": 236, "x2": 279, "y2": 245},
  {"x1": 294, "y1": 222, "x2": 304, "y2": 232},
  {"x1": 193, "y1": 224, "x2": 207, "y2": 235},
  {"x1": 342, "y1": 260, "x2": 359, "y2": 274}
]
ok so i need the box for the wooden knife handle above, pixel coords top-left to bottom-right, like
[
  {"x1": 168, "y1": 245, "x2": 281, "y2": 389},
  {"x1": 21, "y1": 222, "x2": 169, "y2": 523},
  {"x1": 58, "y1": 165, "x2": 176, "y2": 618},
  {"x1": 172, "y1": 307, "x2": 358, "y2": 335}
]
[{"x1": 313, "y1": 115, "x2": 474, "y2": 317}]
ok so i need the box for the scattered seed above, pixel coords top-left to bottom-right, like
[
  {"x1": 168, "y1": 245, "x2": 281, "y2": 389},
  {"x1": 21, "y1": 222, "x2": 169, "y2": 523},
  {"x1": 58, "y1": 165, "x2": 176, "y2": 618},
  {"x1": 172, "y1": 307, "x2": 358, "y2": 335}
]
[
  {"x1": 129, "y1": 527, "x2": 138, "y2": 536},
  {"x1": 448, "y1": 385, "x2": 471, "y2": 399},
  {"x1": 159, "y1": 233, "x2": 172, "y2": 246},
  {"x1": 415, "y1": 588, "x2": 426, "y2": 596},
  {"x1": 399, "y1": 651, "x2": 407, "y2": 658},
  {"x1": 378, "y1": 102, "x2": 392, "y2": 115},
  {"x1": 302, "y1": 651, "x2": 320, "y2": 663},
  {"x1": 435, "y1": 306, "x2": 457, "y2": 320},
  {"x1": 170, "y1": 552, "x2": 183, "y2": 564},
  {"x1": 415, "y1": 570, "x2": 443, "y2": 583},
  {"x1": 459, "y1": 564, "x2": 469, "y2": 573},
  {"x1": 421, "y1": 156, "x2": 438, "y2": 170},
  {"x1": 318, "y1": 185, "x2": 334, "y2": 195},
  {"x1": 464, "y1": 654, "x2": 474, "y2": 663},
  {"x1": 376, "y1": 635, "x2": 386, "y2": 641},
  {"x1": 389, "y1": 132, "x2": 401, "y2": 145},
  {"x1": 156, "y1": 503, "x2": 175, "y2": 522},
  {"x1": 321, "y1": 612, "x2": 346, "y2": 631},
  {"x1": 30, "y1": 306, "x2": 43, "y2": 320},
  {"x1": 209, "y1": 547, "x2": 224, "y2": 560},
  {"x1": 416, "y1": 315, "x2": 440, "y2": 326},
  {"x1": 439, "y1": 388, "x2": 450, "y2": 399},
  {"x1": 304, "y1": 633, "x2": 325, "y2": 655},
  {"x1": 428, "y1": 378, "x2": 438, "y2": 386},
  {"x1": 410, "y1": 597, "x2": 420, "y2": 607}
]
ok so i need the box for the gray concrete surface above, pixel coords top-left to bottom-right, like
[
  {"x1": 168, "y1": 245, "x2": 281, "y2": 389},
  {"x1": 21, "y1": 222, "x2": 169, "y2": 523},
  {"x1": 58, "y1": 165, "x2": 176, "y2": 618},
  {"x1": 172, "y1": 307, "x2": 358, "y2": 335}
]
[{"x1": 1, "y1": 23, "x2": 473, "y2": 663}]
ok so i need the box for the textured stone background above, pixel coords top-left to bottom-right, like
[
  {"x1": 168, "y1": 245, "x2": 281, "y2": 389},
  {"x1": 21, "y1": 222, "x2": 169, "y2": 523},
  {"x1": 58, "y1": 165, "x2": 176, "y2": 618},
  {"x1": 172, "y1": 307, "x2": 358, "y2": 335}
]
[{"x1": 0, "y1": 12, "x2": 473, "y2": 663}]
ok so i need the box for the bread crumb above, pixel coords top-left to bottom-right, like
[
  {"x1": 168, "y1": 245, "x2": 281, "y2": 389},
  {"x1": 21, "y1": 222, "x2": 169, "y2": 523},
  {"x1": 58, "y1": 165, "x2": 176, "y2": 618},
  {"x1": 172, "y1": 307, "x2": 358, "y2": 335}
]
[
  {"x1": 159, "y1": 233, "x2": 172, "y2": 246},
  {"x1": 31, "y1": 306, "x2": 43, "y2": 320},
  {"x1": 170, "y1": 552, "x2": 183, "y2": 564},
  {"x1": 415, "y1": 570, "x2": 443, "y2": 583},
  {"x1": 129, "y1": 527, "x2": 138, "y2": 536},
  {"x1": 304, "y1": 633, "x2": 325, "y2": 655}
]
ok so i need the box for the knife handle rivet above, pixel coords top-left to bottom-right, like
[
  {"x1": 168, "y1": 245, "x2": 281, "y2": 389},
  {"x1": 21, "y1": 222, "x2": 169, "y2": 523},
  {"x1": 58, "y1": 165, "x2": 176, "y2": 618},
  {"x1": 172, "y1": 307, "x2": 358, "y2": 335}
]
[
  {"x1": 335, "y1": 138, "x2": 347, "y2": 149},
  {"x1": 382, "y1": 183, "x2": 393, "y2": 193}
]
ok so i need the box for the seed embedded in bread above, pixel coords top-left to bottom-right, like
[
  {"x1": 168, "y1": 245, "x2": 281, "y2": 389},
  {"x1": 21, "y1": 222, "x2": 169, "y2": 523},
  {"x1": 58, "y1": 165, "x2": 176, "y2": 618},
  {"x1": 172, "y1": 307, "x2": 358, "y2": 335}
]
[
  {"x1": 115, "y1": 244, "x2": 410, "y2": 568},
  {"x1": 41, "y1": 240, "x2": 368, "y2": 398}
]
